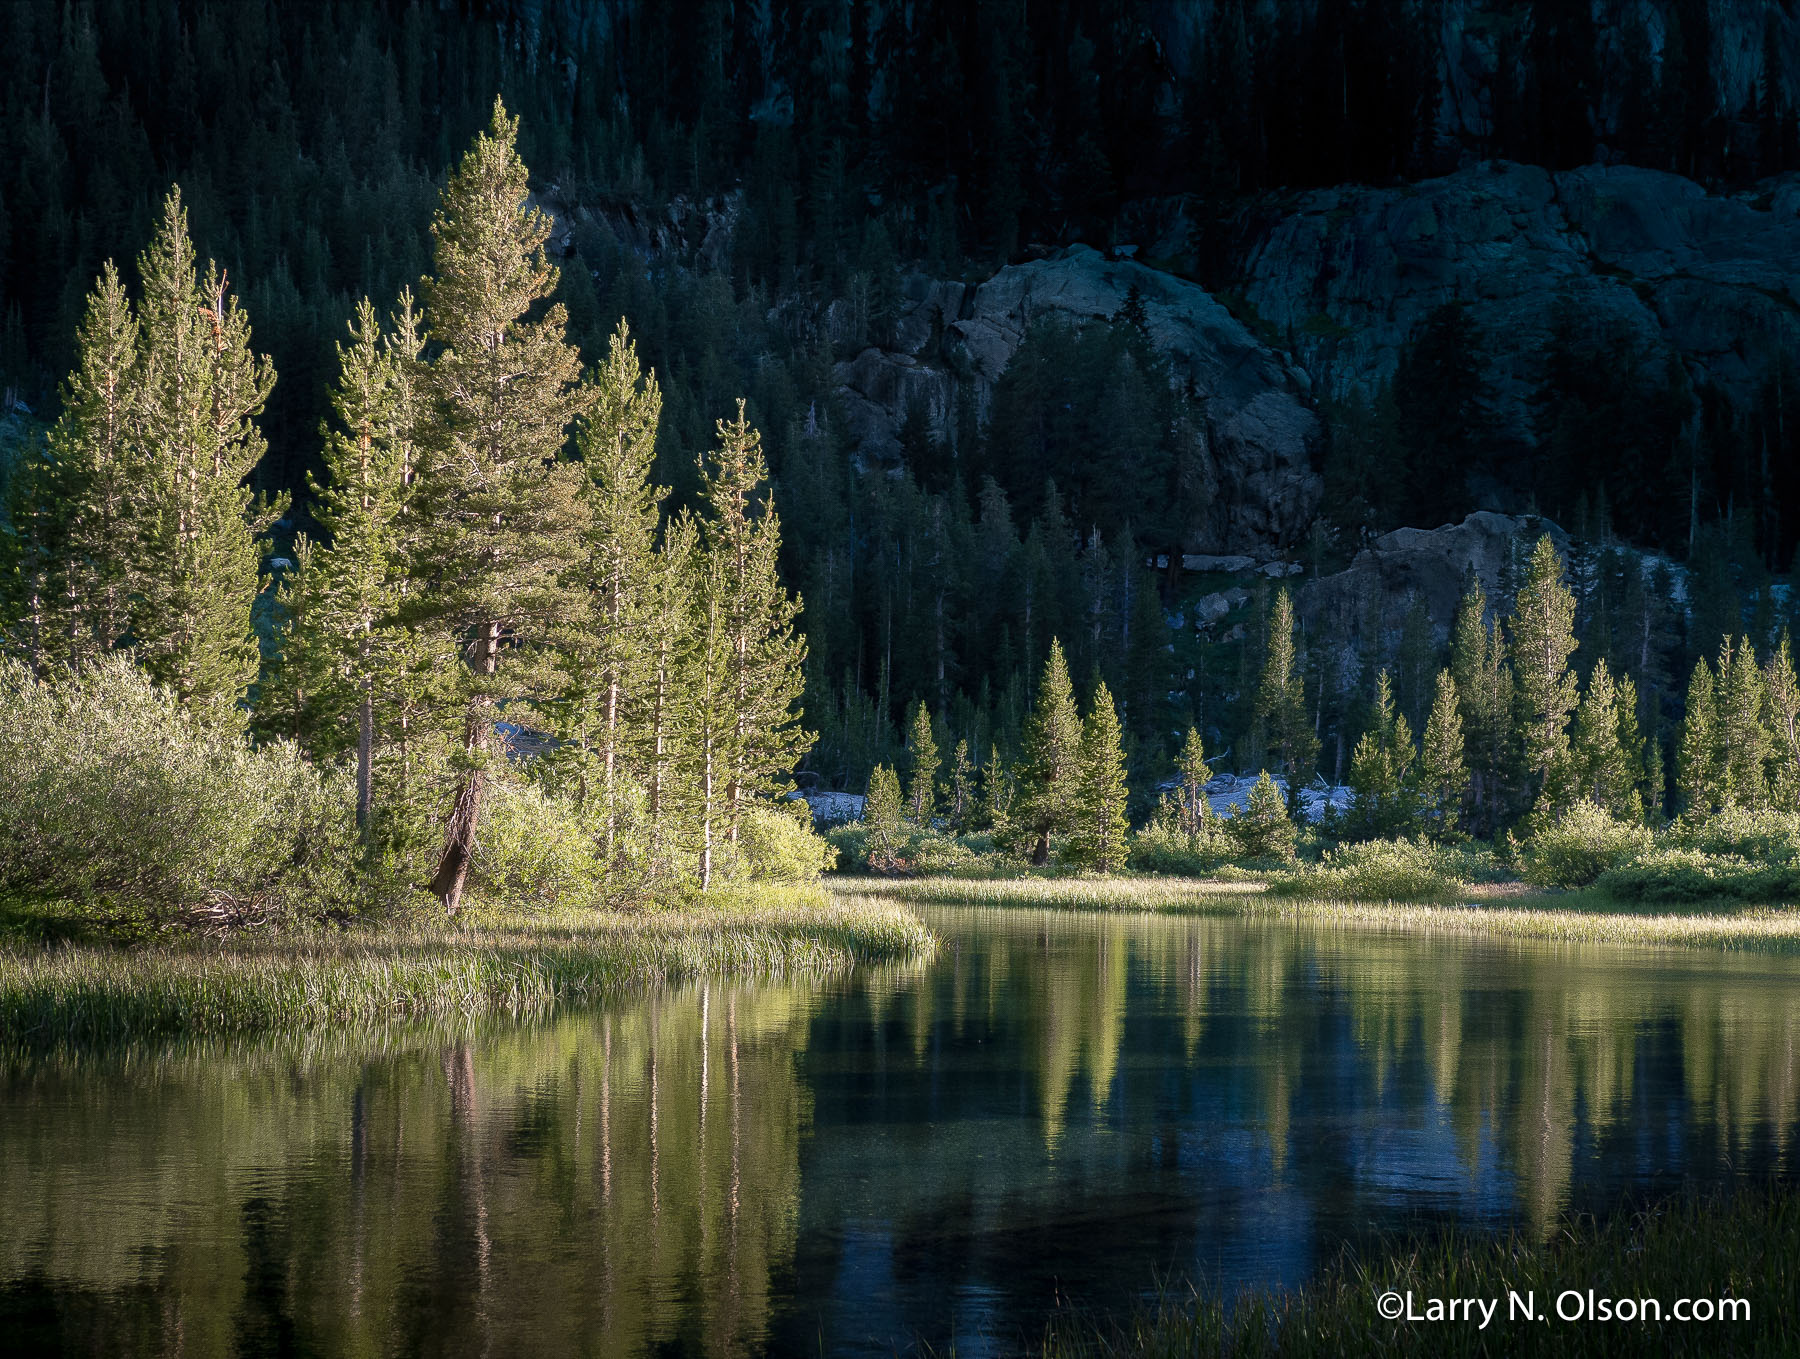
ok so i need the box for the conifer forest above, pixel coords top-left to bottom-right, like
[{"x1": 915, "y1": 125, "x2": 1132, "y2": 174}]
[{"x1": 3, "y1": 4, "x2": 1800, "y2": 1357}]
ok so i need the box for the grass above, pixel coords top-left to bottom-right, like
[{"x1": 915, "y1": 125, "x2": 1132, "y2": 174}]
[
  {"x1": 839, "y1": 875, "x2": 1800, "y2": 953},
  {"x1": 1038, "y1": 1189, "x2": 1798, "y2": 1357},
  {"x1": 0, "y1": 882, "x2": 936, "y2": 1049}
]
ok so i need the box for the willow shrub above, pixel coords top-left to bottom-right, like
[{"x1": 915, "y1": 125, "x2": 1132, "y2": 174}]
[
  {"x1": 1270, "y1": 838, "x2": 1469, "y2": 902},
  {"x1": 1128, "y1": 797, "x2": 1234, "y2": 874},
  {"x1": 1521, "y1": 801, "x2": 1653, "y2": 888},
  {"x1": 0, "y1": 657, "x2": 360, "y2": 928}
]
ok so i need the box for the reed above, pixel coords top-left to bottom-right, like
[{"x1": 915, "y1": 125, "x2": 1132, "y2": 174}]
[
  {"x1": 1039, "y1": 1189, "x2": 1797, "y2": 1358},
  {"x1": 841, "y1": 876, "x2": 1800, "y2": 952},
  {"x1": 0, "y1": 884, "x2": 935, "y2": 1048}
]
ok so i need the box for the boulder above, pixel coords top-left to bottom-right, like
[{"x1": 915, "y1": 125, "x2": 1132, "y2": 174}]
[
  {"x1": 833, "y1": 244, "x2": 1322, "y2": 551},
  {"x1": 1297, "y1": 511, "x2": 1568, "y2": 640}
]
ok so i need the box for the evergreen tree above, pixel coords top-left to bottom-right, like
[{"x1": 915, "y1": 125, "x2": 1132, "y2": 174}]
[
  {"x1": 1571, "y1": 658, "x2": 1640, "y2": 820},
  {"x1": 14, "y1": 262, "x2": 141, "y2": 668},
  {"x1": 409, "y1": 102, "x2": 596, "y2": 912},
  {"x1": 1717, "y1": 637, "x2": 1771, "y2": 809},
  {"x1": 1255, "y1": 586, "x2": 1318, "y2": 806},
  {"x1": 864, "y1": 762, "x2": 905, "y2": 872},
  {"x1": 1346, "y1": 669, "x2": 1416, "y2": 839},
  {"x1": 981, "y1": 741, "x2": 1012, "y2": 833},
  {"x1": 1229, "y1": 770, "x2": 1296, "y2": 861},
  {"x1": 1417, "y1": 669, "x2": 1469, "y2": 838},
  {"x1": 1451, "y1": 580, "x2": 1514, "y2": 832},
  {"x1": 1069, "y1": 680, "x2": 1130, "y2": 871},
  {"x1": 556, "y1": 319, "x2": 664, "y2": 850},
  {"x1": 906, "y1": 699, "x2": 940, "y2": 823},
  {"x1": 129, "y1": 188, "x2": 285, "y2": 717},
  {"x1": 1508, "y1": 535, "x2": 1579, "y2": 811},
  {"x1": 264, "y1": 294, "x2": 429, "y2": 832},
  {"x1": 697, "y1": 400, "x2": 812, "y2": 868},
  {"x1": 1013, "y1": 636, "x2": 1081, "y2": 864},
  {"x1": 1175, "y1": 726, "x2": 1214, "y2": 835},
  {"x1": 947, "y1": 738, "x2": 975, "y2": 830},
  {"x1": 1676, "y1": 657, "x2": 1722, "y2": 818},
  {"x1": 1764, "y1": 633, "x2": 1800, "y2": 811}
]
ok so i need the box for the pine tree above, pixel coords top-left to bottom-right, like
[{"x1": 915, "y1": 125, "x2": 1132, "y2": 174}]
[
  {"x1": 555, "y1": 319, "x2": 665, "y2": 849},
  {"x1": 1014, "y1": 637, "x2": 1082, "y2": 864},
  {"x1": 264, "y1": 294, "x2": 426, "y2": 830},
  {"x1": 1229, "y1": 770, "x2": 1296, "y2": 861},
  {"x1": 643, "y1": 513, "x2": 699, "y2": 870},
  {"x1": 129, "y1": 188, "x2": 285, "y2": 717},
  {"x1": 409, "y1": 102, "x2": 596, "y2": 912},
  {"x1": 696, "y1": 400, "x2": 812, "y2": 877},
  {"x1": 864, "y1": 762, "x2": 905, "y2": 872},
  {"x1": 982, "y1": 741, "x2": 1012, "y2": 832},
  {"x1": 25, "y1": 261, "x2": 141, "y2": 667},
  {"x1": 1614, "y1": 673, "x2": 1648, "y2": 822},
  {"x1": 1069, "y1": 681, "x2": 1131, "y2": 871},
  {"x1": 1175, "y1": 726, "x2": 1214, "y2": 835},
  {"x1": 1764, "y1": 633, "x2": 1800, "y2": 811},
  {"x1": 1717, "y1": 636, "x2": 1771, "y2": 808},
  {"x1": 1255, "y1": 586, "x2": 1318, "y2": 804},
  {"x1": 1346, "y1": 669, "x2": 1416, "y2": 839},
  {"x1": 906, "y1": 699, "x2": 940, "y2": 824},
  {"x1": 1451, "y1": 579, "x2": 1513, "y2": 832},
  {"x1": 1677, "y1": 657, "x2": 1722, "y2": 818},
  {"x1": 1417, "y1": 669, "x2": 1469, "y2": 838},
  {"x1": 1571, "y1": 657, "x2": 1639, "y2": 820},
  {"x1": 947, "y1": 738, "x2": 975, "y2": 830},
  {"x1": 1508, "y1": 535, "x2": 1579, "y2": 810}
]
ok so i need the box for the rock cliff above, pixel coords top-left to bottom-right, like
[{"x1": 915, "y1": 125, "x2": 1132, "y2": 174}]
[{"x1": 832, "y1": 244, "x2": 1323, "y2": 551}]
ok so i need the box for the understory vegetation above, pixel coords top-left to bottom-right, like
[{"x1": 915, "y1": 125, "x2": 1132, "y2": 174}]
[{"x1": 1038, "y1": 1190, "x2": 1797, "y2": 1359}]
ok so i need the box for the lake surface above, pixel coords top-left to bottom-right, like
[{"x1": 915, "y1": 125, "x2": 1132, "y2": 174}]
[{"x1": 4, "y1": 904, "x2": 1799, "y2": 1356}]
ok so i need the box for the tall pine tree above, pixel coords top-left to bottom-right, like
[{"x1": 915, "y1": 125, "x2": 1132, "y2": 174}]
[
  {"x1": 1070, "y1": 680, "x2": 1130, "y2": 871},
  {"x1": 1014, "y1": 637, "x2": 1081, "y2": 864},
  {"x1": 1508, "y1": 536, "x2": 1579, "y2": 812},
  {"x1": 410, "y1": 102, "x2": 595, "y2": 912}
]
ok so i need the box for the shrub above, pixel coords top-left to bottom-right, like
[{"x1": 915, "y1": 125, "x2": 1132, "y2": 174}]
[
  {"x1": 826, "y1": 823, "x2": 985, "y2": 876},
  {"x1": 469, "y1": 776, "x2": 603, "y2": 908},
  {"x1": 723, "y1": 801, "x2": 839, "y2": 883},
  {"x1": 1594, "y1": 847, "x2": 1800, "y2": 904},
  {"x1": 1226, "y1": 771, "x2": 1296, "y2": 862},
  {"x1": 1673, "y1": 806, "x2": 1800, "y2": 864},
  {"x1": 1269, "y1": 838, "x2": 1467, "y2": 902},
  {"x1": 1521, "y1": 801, "x2": 1653, "y2": 888},
  {"x1": 0, "y1": 657, "x2": 361, "y2": 928},
  {"x1": 1129, "y1": 796, "x2": 1234, "y2": 874}
]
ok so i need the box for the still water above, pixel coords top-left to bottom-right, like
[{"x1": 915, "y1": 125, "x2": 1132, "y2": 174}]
[{"x1": 4, "y1": 905, "x2": 1799, "y2": 1356}]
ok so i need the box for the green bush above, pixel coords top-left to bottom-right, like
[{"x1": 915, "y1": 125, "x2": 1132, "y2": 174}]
[
  {"x1": 1594, "y1": 847, "x2": 1800, "y2": 904},
  {"x1": 1521, "y1": 801, "x2": 1653, "y2": 888},
  {"x1": 722, "y1": 801, "x2": 839, "y2": 883},
  {"x1": 1269, "y1": 838, "x2": 1467, "y2": 902},
  {"x1": 1129, "y1": 798, "x2": 1234, "y2": 874},
  {"x1": 469, "y1": 776, "x2": 603, "y2": 908},
  {"x1": 1673, "y1": 806, "x2": 1800, "y2": 864},
  {"x1": 0, "y1": 657, "x2": 361, "y2": 928},
  {"x1": 826, "y1": 823, "x2": 992, "y2": 876}
]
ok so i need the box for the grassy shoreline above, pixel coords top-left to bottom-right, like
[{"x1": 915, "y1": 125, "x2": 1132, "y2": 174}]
[
  {"x1": 0, "y1": 884, "x2": 936, "y2": 1048},
  {"x1": 1039, "y1": 1189, "x2": 1798, "y2": 1358},
  {"x1": 840, "y1": 875, "x2": 1800, "y2": 952}
]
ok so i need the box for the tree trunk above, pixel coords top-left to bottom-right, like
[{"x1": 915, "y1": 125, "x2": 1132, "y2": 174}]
[
  {"x1": 1032, "y1": 829, "x2": 1049, "y2": 866},
  {"x1": 432, "y1": 621, "x2": 500, "y2": 913},
  {"x1": 356, "y1": 689, "x2": 374, "y2": 832}
]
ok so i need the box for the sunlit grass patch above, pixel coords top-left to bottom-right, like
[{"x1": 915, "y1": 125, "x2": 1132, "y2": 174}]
[
  {"x1": 839, "y1": 875, "x2": 1800, "y2": 952},
  {"x1": 0, "y1": 883, "x2": 936, "y2": 1048}
]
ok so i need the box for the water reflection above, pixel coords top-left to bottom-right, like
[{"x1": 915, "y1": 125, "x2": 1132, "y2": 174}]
[{"x1": 2, "y1": 907, "x2": 1797, "y2": 1356}]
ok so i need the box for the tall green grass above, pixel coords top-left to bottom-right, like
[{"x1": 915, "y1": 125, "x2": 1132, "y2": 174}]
[
  {"x1": 0, "y1": 884, "x2": 935, "y2": 1048},
  {"x1": 1039, "y1": 1190, "x2": 1797, "y2": 1358},
  {"x1": 841, "y1": 876, "x2": 1800, "y2": 952}
]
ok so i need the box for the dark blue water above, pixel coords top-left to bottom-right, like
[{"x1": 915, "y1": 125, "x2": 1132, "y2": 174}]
[{"x1": 4, "y1": 905, "x2": 1797, "y2": 1356}]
